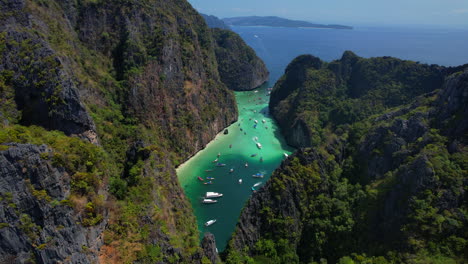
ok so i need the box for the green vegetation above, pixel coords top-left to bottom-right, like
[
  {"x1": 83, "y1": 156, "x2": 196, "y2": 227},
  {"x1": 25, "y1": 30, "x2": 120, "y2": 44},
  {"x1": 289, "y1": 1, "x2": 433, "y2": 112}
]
[{"x1": 271, "y1": 52, "x2": 445, "y2": 147}]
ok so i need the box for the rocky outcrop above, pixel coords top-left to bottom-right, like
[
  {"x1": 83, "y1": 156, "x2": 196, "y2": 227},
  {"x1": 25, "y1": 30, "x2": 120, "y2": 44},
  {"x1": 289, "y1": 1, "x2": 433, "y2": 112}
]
[
  {"x1": 212, "y1": 28, "x2": 269, "y2": 91},
  {"x1": 202, "y1": 233, "x2": 221, "y2": 264},
  {"x1": 0, "y1": 1, "x2": 96, "y2": 142},
  {"x1": 201, "y1": 14, "x2": 230, "y2": 30},
  {"x1": 0, "y1": 144, "x2": 106, "y2": 264}
]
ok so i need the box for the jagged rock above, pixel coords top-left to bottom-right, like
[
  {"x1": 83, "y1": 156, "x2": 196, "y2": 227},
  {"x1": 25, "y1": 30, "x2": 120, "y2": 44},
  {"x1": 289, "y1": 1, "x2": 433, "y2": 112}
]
[
  {"x1": 201, "y1": 233, "x2": 220, "y2": 263},
  {"x1": 0, "y1": 144, "x2": 106, "y2": 264}
]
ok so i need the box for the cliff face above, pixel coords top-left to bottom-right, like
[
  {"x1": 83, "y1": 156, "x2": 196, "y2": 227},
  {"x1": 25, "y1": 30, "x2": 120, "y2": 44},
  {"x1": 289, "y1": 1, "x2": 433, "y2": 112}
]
[
  {"x1": 212, "y1": 28, "x2": 269, "y2": 91},
  {"x1": 225, "y1": 67, "x2": 467, "y2": 263},
  {"x1": 73, "y1": 0, "x2": 237, "y2": 158},
  {"x1": 1, "y1": 0, "x2": 237, "y2": 262},
  {"x1": 270, "y1": 52, "x2": 449, "y2": 148},
  {"x1": 0, "y1": 143, "x2": 106, "y2": 264}
]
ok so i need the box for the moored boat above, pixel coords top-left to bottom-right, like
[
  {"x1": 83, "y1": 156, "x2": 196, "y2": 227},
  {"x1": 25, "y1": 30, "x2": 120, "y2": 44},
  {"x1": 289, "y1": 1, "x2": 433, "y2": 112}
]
[
  {"x1": 204, "y1": 181, "x2": 213, "y2": 185},
  {"x1": 202, "y1": 199, "x2": 217, "y2": 204},
  {"x1": 216, "y1": 163, "x2": 226, "y2": 167},
  {"x1": 205, "y1": 219, "x2": 217, "y2": 226},
  {"x1": 252, "y1": 173, "x2": 264, "y2": 178},
  {"x1": 205, "y1": 192, "x2": 223, "y2": 198},
  {"x1": 251, "y1": 153, "x2": 257, "y2": 157},
  {"x1": 256, "y1": 142, "x2": 262, "y2": 149},
  {"x1": 206, "y1": 177, "x2": 215, "y2": 180},
  {"x1": 197, "y1": 176, "x2": 204, "y2": 181}
]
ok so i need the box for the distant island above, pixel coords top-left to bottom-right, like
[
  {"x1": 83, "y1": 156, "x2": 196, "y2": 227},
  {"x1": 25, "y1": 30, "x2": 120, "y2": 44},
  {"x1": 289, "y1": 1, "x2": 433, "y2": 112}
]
[{"x1": 223, "y1": 16, "x2": 352, "y2": 29}]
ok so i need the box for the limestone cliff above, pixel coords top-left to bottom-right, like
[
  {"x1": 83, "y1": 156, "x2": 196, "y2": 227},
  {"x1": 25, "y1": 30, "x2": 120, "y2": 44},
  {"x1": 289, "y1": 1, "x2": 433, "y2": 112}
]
[{"x1": 212, "y1": 28, "x2": 269, "y2": 91}]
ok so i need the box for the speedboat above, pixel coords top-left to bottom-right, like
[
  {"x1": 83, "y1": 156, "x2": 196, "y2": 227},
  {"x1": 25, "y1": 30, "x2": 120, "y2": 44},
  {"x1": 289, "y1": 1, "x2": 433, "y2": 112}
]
[
  {"x1": 252, "y1": 173, "x2": 264, "y2": 178},
  {"x1": 239, "y1": 179, "x2": 243, "y2": 184},
  {"x1": 206, "y1": 192, "x2": 223, "y2": 198},
  {"x1": 216, "y1": 163, "x2": 226, "y2": 167},
  {"x1": 204, "y1": 181, "x2": 213, "y2": 185},
  {"x1": 251, "y1": 153, "x2": 257, "y2": 157},
  {"x1": 197, "y1": 176, "x2": 204, "y2": 181},
  {"x1": 229, "y1": 168, "x2": 234, "y2": 173},
  {"x1": 206, "y1": 177, "x2": 215, "y2": 180},
  {"x1": 254, "y1": 120, "x2": 258, "y2": 123},
  {"x1": 202, "y1": 199, "x2": 217, "y2": 204},
  {"x1": 212, "y1": 158, "x2": 218, "y2": 163},
  {"x1": 284, "y1": 153, "x2": 289, "y2": 158},
  {"x1": 205, "y1": 219, "x2": 217, "y2": 226},
  {"x1": 253, "y1": 182, "x2": 262, "y2": 187},
  {"x1": 245, "y1": 162, "x2": 248, "y2": 167},
  {"x1": 256, "y1": 143, "x2": 262, "y2": 149},
  {"x1": 262, "y1": 119, "x2": 266, "y2": 123}
]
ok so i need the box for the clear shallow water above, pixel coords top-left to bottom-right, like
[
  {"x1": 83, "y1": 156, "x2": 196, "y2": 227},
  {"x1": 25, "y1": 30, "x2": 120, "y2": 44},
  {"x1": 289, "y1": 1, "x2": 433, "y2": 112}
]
[
  {"x1": 177, "y1": 25, "x2": 468, "y2": 251},
  {"x1": 177, "y1": 85, "x2": 294, "y2": 251}
]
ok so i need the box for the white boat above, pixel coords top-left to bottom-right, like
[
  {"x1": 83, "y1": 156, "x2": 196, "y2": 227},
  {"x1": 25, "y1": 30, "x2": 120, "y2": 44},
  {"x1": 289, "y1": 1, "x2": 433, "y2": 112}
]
[
  {"x1": 206, "y1": 192, "x2": 223, "y2": 198},
  {"x1": 245, "y1": 162, "x2": 248, "y2": 167},
  {"x1": 284, "y1": 153, "x2": 289, "y2": 158},
  {"x1": 262, "y1": 119, "x2": 266, "y2": 123},
  {"x1": 202, "y1": 199, "x2": 217, "y2": 204},
  {"x1": 229, "y1": 168, "x2": 234, "y2": 173},
  {"x1": 256, "y1": 142, "x2": 262, "y2": 149},
  {"x1": 205, "y1": 219, "x2": 217, "y2": 226},
  {"x1": 254, "y1": 136, "x2": 258, "y2": 141},
  {"x1": 239, "y1": 179, "x2": 243, "y2": 184},
  {"x1": 253, "y1": 182, "x2": 262, "y2": 187},
  {"x1": 252, "y1": 173, "x2": 264, "y2": 178},
  {"x1": 254, "y1": 120, "x2": 258, "y2": 123}
]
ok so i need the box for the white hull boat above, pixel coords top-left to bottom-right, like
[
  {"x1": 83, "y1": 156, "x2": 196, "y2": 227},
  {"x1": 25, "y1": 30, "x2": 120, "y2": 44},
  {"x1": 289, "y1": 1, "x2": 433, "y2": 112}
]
[
  {"x1": 205, "y1": 219, "x2": 217, "y2": 226},
  {"x1": 202, "y1": 199, "x2": 217, "y2": 204},
  {"x1": 205, "y1": 192, "x2": 223, "y2": 198}
]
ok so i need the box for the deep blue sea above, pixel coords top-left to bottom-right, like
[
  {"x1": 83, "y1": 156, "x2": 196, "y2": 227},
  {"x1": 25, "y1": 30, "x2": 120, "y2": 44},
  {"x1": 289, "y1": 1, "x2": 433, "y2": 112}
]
[{"x1": 231, "y1": 26, "x2": 468, "y2": 83}]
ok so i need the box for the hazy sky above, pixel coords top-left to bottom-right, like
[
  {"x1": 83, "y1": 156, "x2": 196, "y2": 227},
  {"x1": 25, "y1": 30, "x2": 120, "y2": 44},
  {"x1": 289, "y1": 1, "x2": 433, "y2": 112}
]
[{"x1": 188, "y1": 0, "x2": 468, "y2": 26}]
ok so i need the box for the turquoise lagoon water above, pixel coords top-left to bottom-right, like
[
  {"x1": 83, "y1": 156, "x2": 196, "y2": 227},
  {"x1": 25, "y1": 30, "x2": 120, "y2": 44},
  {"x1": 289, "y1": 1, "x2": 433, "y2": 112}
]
[{"x1": 177, "y1": 84, "x2": 294, "y2": 251}]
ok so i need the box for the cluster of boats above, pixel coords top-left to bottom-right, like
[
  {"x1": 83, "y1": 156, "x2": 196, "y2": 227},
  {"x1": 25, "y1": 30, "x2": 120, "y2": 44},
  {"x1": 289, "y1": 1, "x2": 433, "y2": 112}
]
[{"x1": 203, "y1": 192, "x2": 223, "y2": 227}]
